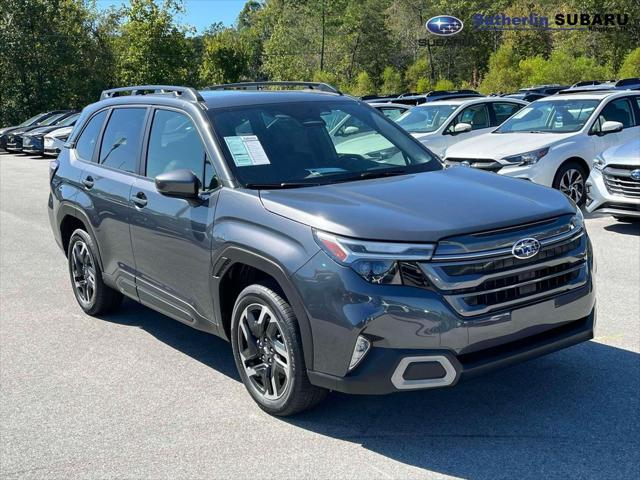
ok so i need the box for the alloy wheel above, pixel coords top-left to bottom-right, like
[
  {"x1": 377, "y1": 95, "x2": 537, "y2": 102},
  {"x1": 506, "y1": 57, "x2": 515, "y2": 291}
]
[
  {"x1": 71, "y1": 240, "x2": 96, "y2": 304},
  {"x1": 559, "y1": 168, "x2": 584, "y2": 204},
  {"x1": 237, "y1": 303, "x2": 291, "y2": 400}
]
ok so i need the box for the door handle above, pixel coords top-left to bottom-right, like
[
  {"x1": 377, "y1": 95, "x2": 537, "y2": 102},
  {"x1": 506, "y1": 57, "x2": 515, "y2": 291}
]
[
  {"x1": 82, "y1": 176, "x2": 94, "y2": 189},
  {"x1": 132, "y1": 191, "x2": 147, "y2": 208}
]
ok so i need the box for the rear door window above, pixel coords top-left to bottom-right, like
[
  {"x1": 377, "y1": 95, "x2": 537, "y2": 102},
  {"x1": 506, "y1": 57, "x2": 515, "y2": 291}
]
[
  {"x1": 75, "y1": 111, "x2": 107, "y2": 161},
  {"x1": 98, "y1": 108, "x2": 147, "y2": 173},
  {"x1": 491, "y1": 102, "x2": 524, "y2": 126}
]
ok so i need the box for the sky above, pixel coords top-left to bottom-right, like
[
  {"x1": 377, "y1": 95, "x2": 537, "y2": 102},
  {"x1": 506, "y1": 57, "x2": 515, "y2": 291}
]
[{"x1": 95, "y1": 0, "x2": 248, "y2": 33}]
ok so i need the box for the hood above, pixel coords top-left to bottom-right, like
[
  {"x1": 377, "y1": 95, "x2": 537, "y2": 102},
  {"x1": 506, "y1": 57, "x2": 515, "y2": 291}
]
[
  {"x1": 24, "y1": 125, "x2": 60, "y2": 136},
  {"x1": 445, "y1": 132, "x2": 576, "y2": 159},
  {"x1": 259, "y1": 167, "x2": 574, "y2": 242},
  {"x1": 411, "y1": 131, "x2": 437, "y2": 141},
  {"x1": 0, "y1": 126, "x2": 20, "y2": 135},
  {"x1": 46, "y1": 126, "x2": 73, "y2": 138},
  {"x1": 602, "y1": 139, "x2": 640, "y2": 166}
]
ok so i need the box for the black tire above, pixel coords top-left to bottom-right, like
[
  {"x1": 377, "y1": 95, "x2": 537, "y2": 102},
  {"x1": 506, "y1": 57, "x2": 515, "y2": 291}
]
[
  {"x1": 553, "y1": 161, "x2": 588, "y2": 206},
  {"x1": 231, "y1": 284, "x2": 327, "y2": 416},
  {"x1": 613, "y1": 216, "x2": 639, "y2": 223},
  {"x1": 67, "y1": 229, "x2": 122, "y2": 315}
]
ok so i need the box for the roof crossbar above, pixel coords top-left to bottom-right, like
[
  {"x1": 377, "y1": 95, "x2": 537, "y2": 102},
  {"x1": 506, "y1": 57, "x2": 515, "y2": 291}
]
[
  {"x1": 100, "y1": 85, "x2": 204, "y2": 102},
  {"x1": 206, "y1": 81, "x2": 342, "y2": 95}
]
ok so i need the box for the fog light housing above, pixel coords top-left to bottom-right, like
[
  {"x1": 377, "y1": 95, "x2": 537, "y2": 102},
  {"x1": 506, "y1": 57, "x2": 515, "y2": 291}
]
[{"x1": 348, "y1": 335, "x2": 371, "y2": 371}]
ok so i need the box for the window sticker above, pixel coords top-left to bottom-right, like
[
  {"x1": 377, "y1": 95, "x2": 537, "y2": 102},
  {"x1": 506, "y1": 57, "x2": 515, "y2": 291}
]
[{"x1": 224, "y1": 135, "x2": 271, "y2": 167}]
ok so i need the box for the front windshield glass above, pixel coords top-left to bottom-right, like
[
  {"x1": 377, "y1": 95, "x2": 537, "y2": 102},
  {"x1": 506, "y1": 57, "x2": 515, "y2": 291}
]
[
  {"x1": 59, "y1": 113, "x2": 79, "y2": 127},
  {"x1": 209, "y1": 101, "x2": 441, "y2": 187},
  {"x1": 39, "y1": 113, "x2": 65, "y2": 126},
  {"x1": 19, "y1": 114, "x2": 42, "y2": 127},
  {"x1": 496, "y1": 99, "x2": 600, "y2": 133},
  {"x1": 396, "y1": 104, "x2": 458, "y2": 133}
]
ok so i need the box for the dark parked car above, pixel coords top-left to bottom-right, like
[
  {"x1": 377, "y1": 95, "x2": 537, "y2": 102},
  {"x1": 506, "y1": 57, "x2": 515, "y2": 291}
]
[
  {"x1": 502, "y1": 84, "x2": 568, "y2": 102},
  {"x1": 5, "y1": 110, "x2": 77, "y2": 152},
  {"x1": 23, "y1": 112, "x2": 80, "y2": 155},
  {"x1": 0, "y1": 110, "x2": 67, "y2": 151},
  {"x1": 49, "y1": 83, "x2": 595, "y2": 416}
]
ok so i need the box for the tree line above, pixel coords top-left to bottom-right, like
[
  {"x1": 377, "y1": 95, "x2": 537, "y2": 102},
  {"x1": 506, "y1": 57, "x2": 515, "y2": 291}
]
[{"x1": 1, "y1": 0, "x2": 639, "y2": 125}]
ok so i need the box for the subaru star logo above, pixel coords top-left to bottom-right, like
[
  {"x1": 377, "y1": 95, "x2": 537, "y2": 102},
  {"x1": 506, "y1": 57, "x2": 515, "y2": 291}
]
[
  {"x1": 426, "y1": 15, "x2": 464, "y2": 36},
  {"x1": 630, "y1": 169, "x2": 640, "y2": 181},
  {"x1": 512, "y1": 237, "x2": 541, "y2": 260}
]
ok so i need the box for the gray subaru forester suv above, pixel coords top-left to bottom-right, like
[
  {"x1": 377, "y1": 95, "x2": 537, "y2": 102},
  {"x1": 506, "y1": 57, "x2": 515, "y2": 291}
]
[{"x1": 48, "y1": 83, "x2": 595, "y2": 416}]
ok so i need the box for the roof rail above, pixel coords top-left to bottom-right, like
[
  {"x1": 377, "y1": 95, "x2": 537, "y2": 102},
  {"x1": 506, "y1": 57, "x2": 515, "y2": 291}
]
[
  {"x1": 425, "y1": 89, "x2": 480, "y2": 97},
  {"x1": 100, "y1": 85, "x2": 204, "y2": 102},
  {"x1": 616, "y1": 77, "x2": 640, "y2": 87},
  {"x1": 206, "y1": 81, "x2": 342, "y2": 95}
]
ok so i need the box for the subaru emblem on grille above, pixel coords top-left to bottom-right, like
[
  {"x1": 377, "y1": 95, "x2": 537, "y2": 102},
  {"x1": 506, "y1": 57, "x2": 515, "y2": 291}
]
[
  {"x1": 512, "y1": 237, "x2": 541, "y2": 259},
  {"x1": 630, "y1": 169, "x2": 640, "y2": 181}
]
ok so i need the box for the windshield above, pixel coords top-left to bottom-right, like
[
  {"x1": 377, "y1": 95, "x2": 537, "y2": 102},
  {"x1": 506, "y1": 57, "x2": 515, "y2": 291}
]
[
  {"x1": 39, "y1": 113, "x2": 66, "y2": 126},
  {"x1": 396, "y1": 104, "x2": 458, "y2": 133},
  {"x1": 19, "y1": 114, "x2": 43, "y2": 127},
  {"x1": 209, "y1": 101, "x2": 441, "y2": 188},
  {"x1": 59, "y1": 113, "x2": 79, "y2": 127},
  {"x1": 496, "y1": 99, "x2": 600, "y2": 133}
]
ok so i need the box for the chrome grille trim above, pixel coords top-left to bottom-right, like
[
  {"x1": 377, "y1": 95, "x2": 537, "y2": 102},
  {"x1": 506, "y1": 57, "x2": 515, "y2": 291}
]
[
  {"x1": 431, "y1": 228, "x2": 583, "y2": 262},
  {"x1": 603, "y1": 165, "x2": 640, "y2": 199},
  {"x1": 424, "y1": 218, "x2": 588, "y2": 317}
]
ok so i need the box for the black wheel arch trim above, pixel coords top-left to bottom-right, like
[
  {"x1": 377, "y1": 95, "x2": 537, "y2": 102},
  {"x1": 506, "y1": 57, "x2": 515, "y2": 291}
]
[
  {"x1": 56, "y1": 202, "x2": 105, "y2": 272},
  {"x1": 212, "y1": 245, "x2": 315, "y2": 370}
]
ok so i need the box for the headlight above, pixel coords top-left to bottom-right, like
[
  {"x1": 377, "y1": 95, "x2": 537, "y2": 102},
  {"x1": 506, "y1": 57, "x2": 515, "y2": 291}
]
[
  {"x1": 313, "y1": 230, "x2": 435, "y2": 284},
  {"x1": 503, "y1": 147, "x2": 549, "y2": 166},
  {"x1": 593, "y1": 157, "x2": 605, "y2": 171},
  {"x1": 570, "y1": 208, "x2": 584, "y2": 231}
]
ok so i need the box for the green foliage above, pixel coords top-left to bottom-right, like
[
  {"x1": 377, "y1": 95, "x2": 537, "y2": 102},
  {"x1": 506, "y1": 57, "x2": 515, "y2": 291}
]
[
  {"x1": 115, "y1": 0, "x2": 195, "y2": 85},
  {"x1": 200, "y1": 28, "x2": 250, "y2": 84},
  {"x1": 380, "y1": 67, "x2": 403, "y2": 95},
  {"x1": 1, "y1": 0, "x2": 638, "y2": 124},
  {"x1": 349, "y1": 72, "x2": 376, "y2": 96},
  {"x1": 478, "y1": 45, "x2": 523, "y2": 94},
  {"x1": 618, "y1": 48, "x2": 640, "y2": 78},
  {"x1": 434, "y1": 79, "x2": 455, "y2": 90}
]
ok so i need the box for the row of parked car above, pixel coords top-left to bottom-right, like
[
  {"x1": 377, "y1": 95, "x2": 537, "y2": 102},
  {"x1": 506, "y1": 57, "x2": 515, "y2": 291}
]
[
  {"x1": 362, "y1": 79, "x2": 640, "y2": 220},
  {"x1": 0, "y1": 110, "x2": 79, "y2": 156},
  {"x1": 2, "y1": 79, "x2": 639, "y2": 220}
]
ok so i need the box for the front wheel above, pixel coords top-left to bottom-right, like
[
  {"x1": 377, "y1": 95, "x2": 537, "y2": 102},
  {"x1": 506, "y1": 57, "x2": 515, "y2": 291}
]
[
  {"x1": 231, "y1": 284, "x2": 327, "y2": 416},
  {"x1": 67, "y1": 229, "x2": 122, "y2": 315},
  {"x1": 553, "y1": 161, "x2": 588, "y2": 206}
]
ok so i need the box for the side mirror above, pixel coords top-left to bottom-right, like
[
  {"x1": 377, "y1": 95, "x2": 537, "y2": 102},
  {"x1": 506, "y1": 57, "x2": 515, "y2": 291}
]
[
  {"x1": 600, "y1": 120, "x2": 623, "y2": 135},
  {"x1": 453, "y1": 123, "x2": 472, "y2": 133},
  {"x1": 155, "y1": 169, "x2": 200, "y2": 198},
  {"x1": 343, "y1": 125, "x2": 360, "y2": 135}
]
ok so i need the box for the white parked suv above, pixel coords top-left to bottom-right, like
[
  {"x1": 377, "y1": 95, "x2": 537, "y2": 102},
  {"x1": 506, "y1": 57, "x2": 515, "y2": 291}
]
[
  {"x1": 395, "y1": 97, "x2": 527, "y2": 157},
  {"x1": 585, "y1": 138, "x2": 640, "y2": 220},
  {"x1": 443, "y1": 91, "x2": 640, "y2": 204}
]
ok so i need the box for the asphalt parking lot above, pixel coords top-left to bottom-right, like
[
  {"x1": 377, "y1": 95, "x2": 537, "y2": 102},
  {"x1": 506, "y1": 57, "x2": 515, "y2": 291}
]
[{"x1": 1, "y1": 151, "x2": 639, "y2": 479}]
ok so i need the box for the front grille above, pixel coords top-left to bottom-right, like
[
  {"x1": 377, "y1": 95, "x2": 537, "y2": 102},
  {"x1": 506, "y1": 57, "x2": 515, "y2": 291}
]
[
  {"x1": 445, "y1": 158, "x2": 502, "y2": 172},
  {"x1": 603, "y1": 165, "x2": 640, "y2": 199},
  {"x1": 420, "y1": 216, "x2": 588, "y2": 317}
]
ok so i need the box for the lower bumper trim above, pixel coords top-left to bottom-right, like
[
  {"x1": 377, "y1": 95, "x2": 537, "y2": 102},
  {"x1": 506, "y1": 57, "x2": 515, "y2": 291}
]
[{"x1": 308, "y1": 308, "x2": 595, "y2": 395}]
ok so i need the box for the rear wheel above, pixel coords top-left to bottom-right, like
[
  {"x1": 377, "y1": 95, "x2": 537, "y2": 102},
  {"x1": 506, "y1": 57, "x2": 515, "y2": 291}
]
[
  {"x1": 231, "y1": 284, "x2": 327, "y2": 416},
  {"x1": 67, "y1": 229, "x2": 122, "y2": 315},
  {"x1": 553, "y1": 161, "x2": 588, "y2": 206}
]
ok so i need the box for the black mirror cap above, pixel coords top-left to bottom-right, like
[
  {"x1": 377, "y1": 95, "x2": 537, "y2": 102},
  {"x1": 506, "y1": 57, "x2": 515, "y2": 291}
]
[{"x1": 155, "y1": 169, "x2": 200, "y2": 198}]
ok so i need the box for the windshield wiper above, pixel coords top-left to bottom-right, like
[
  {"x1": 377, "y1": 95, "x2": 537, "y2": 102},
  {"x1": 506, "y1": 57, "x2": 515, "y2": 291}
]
[{"x1": 244, "y1": 181, "x2": 323, "y2": 189}]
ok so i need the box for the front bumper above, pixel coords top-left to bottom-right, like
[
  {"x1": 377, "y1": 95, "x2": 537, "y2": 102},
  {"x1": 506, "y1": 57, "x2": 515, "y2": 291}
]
[
  {"x1": 296, "y1": 231, "x2": 595, "y2": 394},
  {"x1": 309, "y1": 307, "x2": 595, "y2": 394},
  {"x1": 586, "y1": 168, "x2": 640, "y2": 217},
  {"x1": 22, "y1": 136, "x2": 44, "y2": 154}
]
